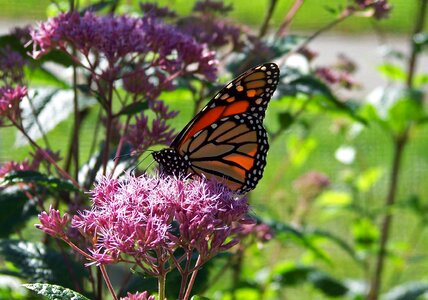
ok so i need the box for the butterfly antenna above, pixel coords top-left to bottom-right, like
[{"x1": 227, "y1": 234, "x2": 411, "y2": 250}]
[
  {"x1": 130, "y1": 151, "x2": 155, "y2": 175},
  {"x1": 143, "y1": 159, "x2": 156, "y2": 174}
]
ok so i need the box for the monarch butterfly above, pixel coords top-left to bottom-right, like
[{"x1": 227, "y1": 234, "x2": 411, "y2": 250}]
[{"x1": 153, "y1": 63, "x2": 279, "y2": 193}]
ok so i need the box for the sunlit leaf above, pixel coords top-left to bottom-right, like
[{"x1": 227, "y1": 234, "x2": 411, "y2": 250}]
[
  {"x1": 377, "y1": 64, "x2": 406, "y2": 82},
  {"x1": 352, "y1": 218, "x2": 379, "y2": 249},
  {"x1": 24, "y1": 283, "x2": 90, "y2": 300},
  {"x1": 317, "y1": 191, "x2": 352, "y2": 208},
  {"x1": 414, "y1": 73, "x2": 428, "y2": 87},
  {"x1": 356, "y1": 167, "x2": 383, "y2": 192}
]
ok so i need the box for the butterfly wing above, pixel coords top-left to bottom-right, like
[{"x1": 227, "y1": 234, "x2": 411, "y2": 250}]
[
  {"x1": 179, "y1": 113, "x2": 269, "y2": 193},
  {"x1": 171, "y1": 63, "x2": 279, "y2": 153}
]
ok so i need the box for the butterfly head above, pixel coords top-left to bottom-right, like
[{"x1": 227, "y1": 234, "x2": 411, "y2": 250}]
[{"x1": 152, "y1": 148, "x2": 190, "y2": 177}]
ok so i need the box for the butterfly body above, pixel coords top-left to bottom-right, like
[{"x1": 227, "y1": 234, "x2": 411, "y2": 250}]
[{"x1": 153, "y1": 63, "x2": 279, "y2": 193}]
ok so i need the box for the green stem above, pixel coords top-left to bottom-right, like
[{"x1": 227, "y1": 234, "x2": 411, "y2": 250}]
[
  {"x1": 367, "y1": 135, "x2": 407, "y2": 300},
  {"x1": 158, "y1": 273, "x2": 166, "y2": 300},
  {"x1": 183, "y1": 255, "x2": 203, "y2": 300},
  {"x1": 258, "y1": 0, "x2": 279, "y2": 38}
]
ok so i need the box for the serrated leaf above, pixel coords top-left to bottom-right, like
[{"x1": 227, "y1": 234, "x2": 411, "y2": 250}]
[
  {"x1": 24, "y1": 283, "x2": 90, "y2": 300},
  {"x1": 308, "y1": 271, "x2": 348, "y2": 297},
  {"x1": 0, "y1": 187, "x2": 37, "y2": 237},
  {"x1": 383, "y1": 281, "x2": 428, "y2": 300},
  {"x1": 118, "y1": 101, "x2": 149, "y2": 116},
  {"x1": 0, "y1": 240, "x2": 87, "y2": 289},
  {"x1": 3, "y1": 170, "x2": 79, "y2": 192}
]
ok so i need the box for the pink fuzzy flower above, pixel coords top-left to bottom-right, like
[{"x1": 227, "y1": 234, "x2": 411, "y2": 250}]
[
  {"x1": 71, "y1": 173, "x2": 249, "y2": 267},
  {"x1": 36, "y1": 206, "x2": 70, "y2": 238}
]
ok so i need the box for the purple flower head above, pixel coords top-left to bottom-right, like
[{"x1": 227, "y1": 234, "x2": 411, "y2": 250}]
[
  {"x1": 178, "y1": 16, "x2": 243, "y2": 50},
  {"x1": 193, "y1": 0, "x2": 233, "y2": 15},
  {"x1": 0, "y1": 47, "x2": 26, "y2": 85},
  {"x1": 36, "y1": 206, "x2": 70, "y2": 238},
  {"x1": 71, "y1": 173, "x2": 248, "y2": 266},
  {"x1": 11, "y1": 25, "x2": 32, "y2": 44},
  {"x1": 354, "y1": 0, "x2": 391, "y2": 19},
  {"x1": 125, "y1": 104, "x2": 177, "y2": 153},
  {"x1": 140, "y1": 3, "x2": 177, "y2": 19},
  {"x1": 30, "y1": 12, "x2": 217, "y2": 80},
  {"x1": 0, "y1": 85, "x2": 27, "y2": 120}
]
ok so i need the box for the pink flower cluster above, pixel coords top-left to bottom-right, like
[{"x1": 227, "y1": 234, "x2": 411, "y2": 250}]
[
  {"x1": 46, "y1": 173, "x2": 250, "y2": 269},
  {"x1": 0, "y1": 85, "x2": 27, "y2": 121}
]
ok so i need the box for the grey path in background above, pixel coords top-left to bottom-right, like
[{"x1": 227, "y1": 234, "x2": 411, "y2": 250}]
[{"x1": 1, "y1": 20, "x2": 427, "y2": 99}]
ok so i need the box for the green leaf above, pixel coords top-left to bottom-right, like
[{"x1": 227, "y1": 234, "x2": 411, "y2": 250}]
[
  {"x1": 272, "y1": 221, "x2": 331, "y2": 264},
  {"x1": 285, "y1": 75, "x2": 365, "y2": 124},
  {"x1": 383, "y1": 281, "x2": 428, "y2": 300},
  {"x1": 365, "y1": 86, "x2": 424, "y2": 135},
  {"x1": 377, "y1": 64, "x2": 406, "y2": 82},
  {"x1": 25, "y1": 66, "x2": 70, "y2": 89},
  {"x1": 414, "y1": 73, "x2": 428, "y2": 87},
  {"x1": 24, "y1": 283, "x2": 90, "y2": 300},
  {"x1": 413, "y1": 32, "x2": 428, "y2": 52},
  {"x1": 308, "y1": 271, "x2": 348, "y2": 297},
  {"x1": 81, "y1": 0, "x2": 115, "y2": 14},
  {"x1": 352, "y1": 218, "x2": 379, "y2": 249},
  {"x1": 191, "y1": 296, "x2": 211, "y2": 300},
  {"x1": 3, "y1": 170, "x2": 79, "y2": 192},
  {"x1": 118, "y1": 101, "x2": 149, "y2": 116},
  {"x1": 272, "y1": 262, "x2": 316, "y2": 286},
  {"x1": 317, "y1": 191, "x2": 352, "y2": 208},
  {"x1": 17, "y1": 87, "x2": 96, "y2": 146},
  {"x1": 356, "y1": 167, "x2": 383, "y2": 192},
  {"x1": 0, "y1": 187, "x2": 37, "y2": 237},
  {"x1": 0, "y1": 240, "x2": 88, "y2": 289},
  {"x1": 278, "y1": 111, "x2": 295, "y2": 131}
]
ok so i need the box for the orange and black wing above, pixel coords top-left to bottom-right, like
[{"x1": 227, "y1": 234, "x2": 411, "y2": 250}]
[
  {"x1": 179, "y1": 113, "x2": 269, "y2": 193},
  {"x1": 171, "y1": 63, "x2": 279, "y2": 152}
]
